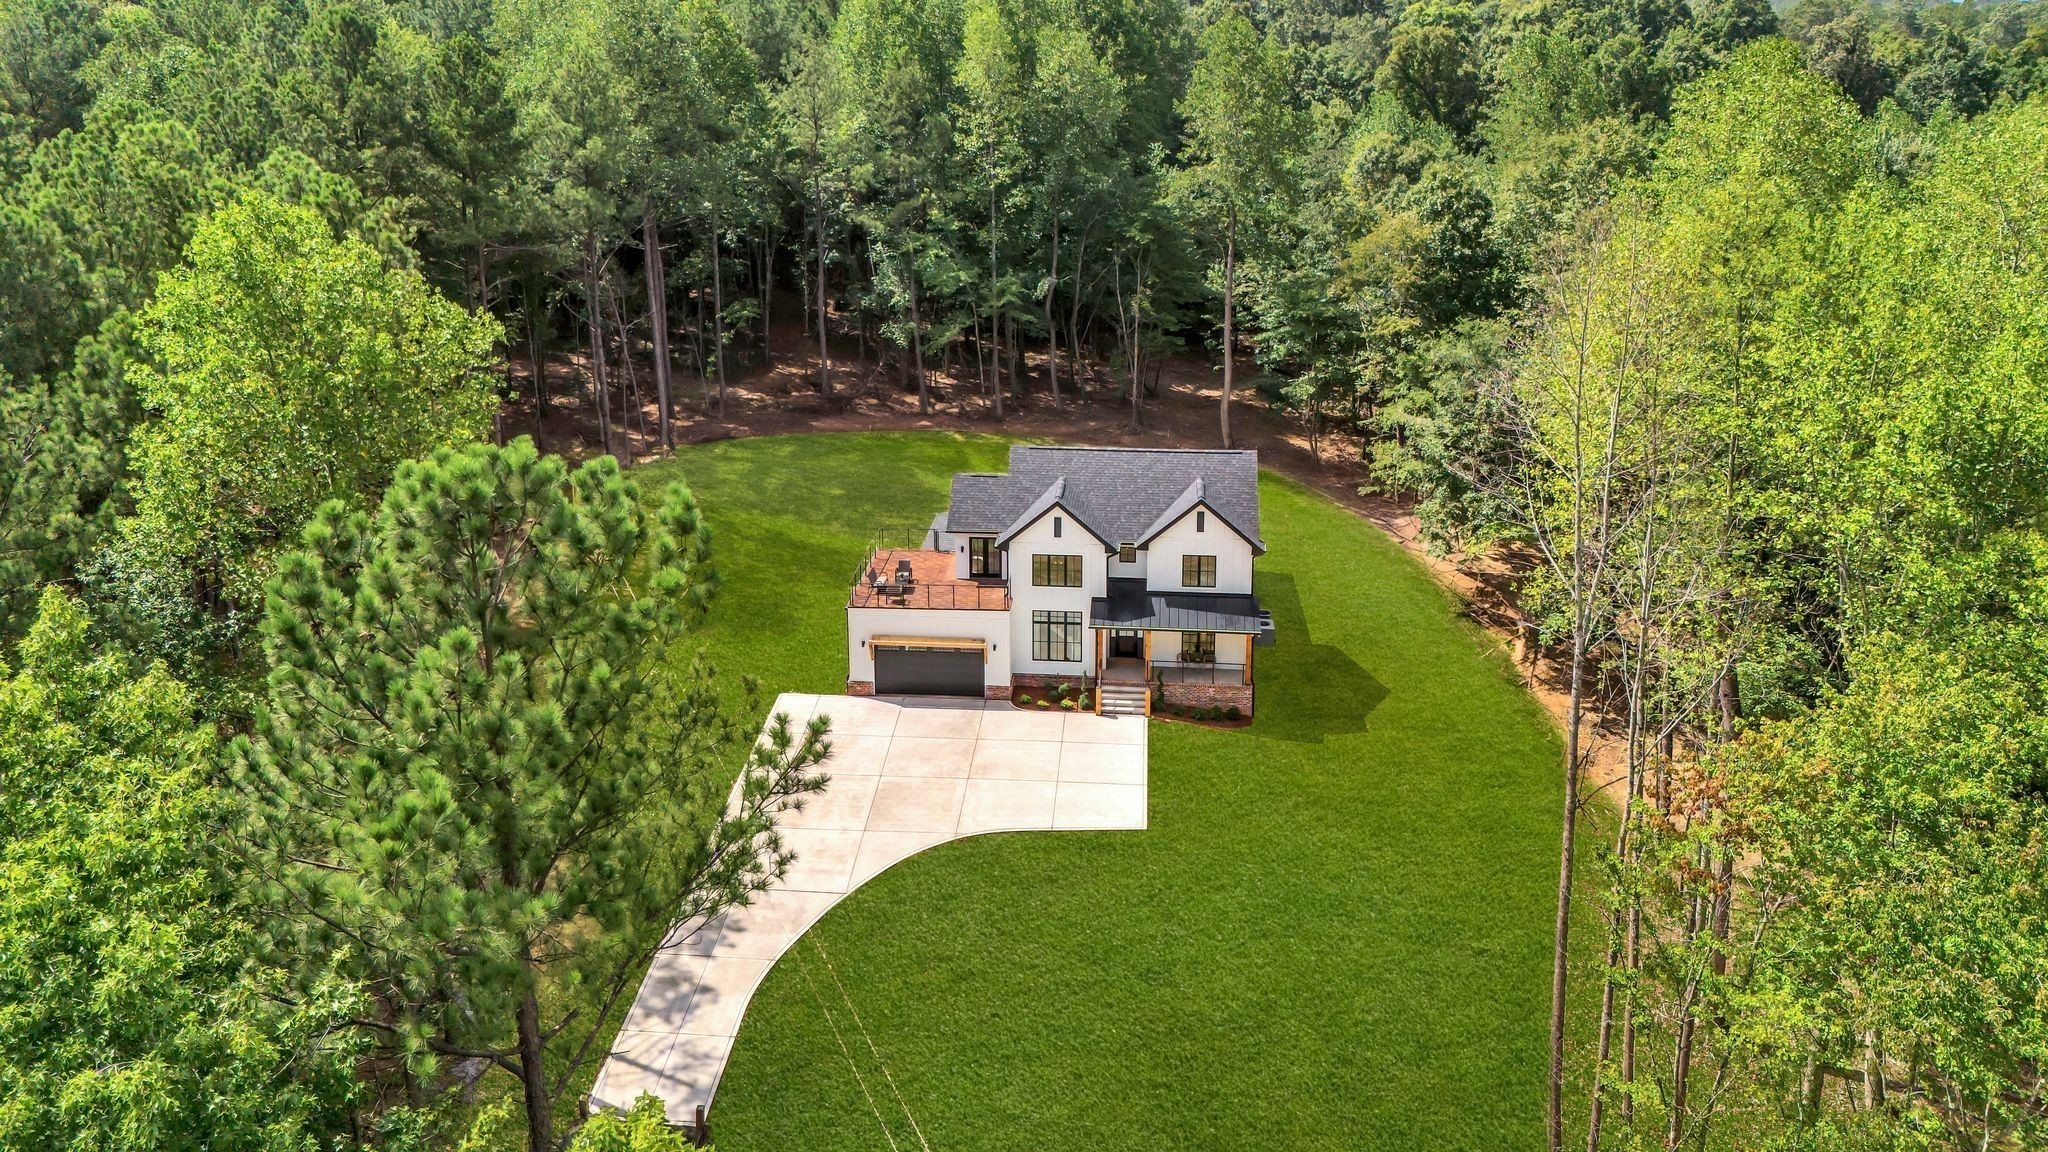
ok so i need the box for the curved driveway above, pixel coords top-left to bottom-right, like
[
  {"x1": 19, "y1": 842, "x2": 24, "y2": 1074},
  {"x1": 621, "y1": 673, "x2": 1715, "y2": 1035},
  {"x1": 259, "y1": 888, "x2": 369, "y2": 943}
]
[{"x1": 589, "y1": 692, "x2": 1149, "y2": 1124}]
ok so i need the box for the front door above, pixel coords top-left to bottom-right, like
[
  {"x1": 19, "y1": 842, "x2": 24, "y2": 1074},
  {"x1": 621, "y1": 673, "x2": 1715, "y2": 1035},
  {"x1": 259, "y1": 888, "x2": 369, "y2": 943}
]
[{"x1": 1110, "y1": 629, "x2": 1143, "y2": 659}]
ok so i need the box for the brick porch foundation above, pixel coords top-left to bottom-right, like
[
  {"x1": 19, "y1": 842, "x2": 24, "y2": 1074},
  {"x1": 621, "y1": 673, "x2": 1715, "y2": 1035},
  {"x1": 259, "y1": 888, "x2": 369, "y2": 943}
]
[{"x1": 1161, "y1": 681, "x2": 1254, "y2": 715}]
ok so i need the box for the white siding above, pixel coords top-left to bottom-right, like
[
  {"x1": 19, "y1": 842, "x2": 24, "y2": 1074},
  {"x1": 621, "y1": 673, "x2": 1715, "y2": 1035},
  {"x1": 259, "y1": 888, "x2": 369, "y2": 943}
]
[
  {"x1": 1145, "y1": 507, "x2": 1255, "y2": 594},
  {"x1": 847, "y1": 607, "x2": 1012, "y2": 686},
  {"x1": 1005, "y1": 508, "x2": 1106, "y2": 676},
  {"x1": 1106, "y1": 541, "x2": 1147, "y2": 582}
]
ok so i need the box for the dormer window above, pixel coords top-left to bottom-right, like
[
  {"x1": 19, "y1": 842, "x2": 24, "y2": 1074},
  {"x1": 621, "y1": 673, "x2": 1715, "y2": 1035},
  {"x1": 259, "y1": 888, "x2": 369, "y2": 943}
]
[
  {"x1": 1119, "y1": 542, "x2": 1136, "y2": 563},
  {"x1": 1196, "y1": 510, "x2": 1206, "y2": 532}
]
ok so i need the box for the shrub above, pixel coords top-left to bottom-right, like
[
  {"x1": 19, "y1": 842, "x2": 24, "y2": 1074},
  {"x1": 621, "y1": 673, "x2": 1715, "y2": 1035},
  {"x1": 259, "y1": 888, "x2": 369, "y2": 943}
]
[
  {"x1": 1060, "y1": 698, "x2": 1077, "y2": 711},
  {"x1": 1053, "y1": 681, "x2": 1071, "y2": 700},
  {"x1": 1035, "y1": 698, "x2": 1051, "y2": 708},
  {"x1": 1226, "y1": 705, "x2": 1243, "y2": 721},
  {"x1": 1019, "y1": 694, "x2": 1033, "y2": 705}
]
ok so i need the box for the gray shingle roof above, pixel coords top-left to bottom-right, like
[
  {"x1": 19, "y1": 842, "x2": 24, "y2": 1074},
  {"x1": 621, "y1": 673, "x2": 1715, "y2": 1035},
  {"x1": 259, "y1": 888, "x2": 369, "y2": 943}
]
[{"x1": 946, "y1": 446, "x2": 1263, "y2": 552}]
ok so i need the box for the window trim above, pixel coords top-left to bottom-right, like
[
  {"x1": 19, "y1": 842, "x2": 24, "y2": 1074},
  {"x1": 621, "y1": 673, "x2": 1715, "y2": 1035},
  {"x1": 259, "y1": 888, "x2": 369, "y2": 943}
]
[
  {"x1": 968, "y1": 536, "x2": 997, "y2": 577},
  {"x1": 1032, "y1": 553, "x2": 1083, "y2": 587},
  {"x1": 1182, "y1": 554, "x2": 1217, "y2": 588},
  {"x1": 1032, "y1": 610, "x2": 1084, "y2": 662},
  {"x1": 1196, "y1": 509, "x2": 1206, "y2": 532},
  {"x1": 1118, "y1": 542, "x2": 1137, "y2": 563}
]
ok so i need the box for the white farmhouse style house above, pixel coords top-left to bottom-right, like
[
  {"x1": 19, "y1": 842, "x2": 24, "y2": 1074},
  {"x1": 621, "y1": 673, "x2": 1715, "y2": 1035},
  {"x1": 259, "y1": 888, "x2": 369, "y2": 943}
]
[{"x1": 847, "y1": 445, "x2": 1273, "y2": 716}]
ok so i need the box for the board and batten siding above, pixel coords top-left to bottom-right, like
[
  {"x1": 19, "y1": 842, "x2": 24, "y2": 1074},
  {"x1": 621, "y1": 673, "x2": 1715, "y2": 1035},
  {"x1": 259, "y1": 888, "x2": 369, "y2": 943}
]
[
  {"x1": 1145, "y1": 507, "x2": 1255, "y2": 595},
  {"x1": 1005, "y1": 508, "x2": 1106, "y2": 677}
]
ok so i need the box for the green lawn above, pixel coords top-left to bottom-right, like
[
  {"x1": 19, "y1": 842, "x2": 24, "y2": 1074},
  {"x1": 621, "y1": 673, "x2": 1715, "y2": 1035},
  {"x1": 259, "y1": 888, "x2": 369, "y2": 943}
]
[{"x1": 633, "y1": 431, "x2": 1573, "y2": 1150}]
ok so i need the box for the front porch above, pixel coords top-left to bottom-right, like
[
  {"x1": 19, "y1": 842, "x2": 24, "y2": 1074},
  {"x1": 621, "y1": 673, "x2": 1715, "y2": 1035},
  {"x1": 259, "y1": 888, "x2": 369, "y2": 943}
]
[{"x1": 1091, "y1": 628, "x2": 1257, "y2": 718}]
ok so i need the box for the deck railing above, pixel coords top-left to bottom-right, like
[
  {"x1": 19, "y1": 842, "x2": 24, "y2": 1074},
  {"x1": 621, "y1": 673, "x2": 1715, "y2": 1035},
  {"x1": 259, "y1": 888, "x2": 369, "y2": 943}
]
[
  {"x1": 850, "y1": 581, "x2": 1010, "y2": 610},
  {"x1": 1150, "y1": 660, "x2": 1248, "y2": 685},
  {"x1": 849, "y1": 547, "x2": 1010, "y2": 611}
]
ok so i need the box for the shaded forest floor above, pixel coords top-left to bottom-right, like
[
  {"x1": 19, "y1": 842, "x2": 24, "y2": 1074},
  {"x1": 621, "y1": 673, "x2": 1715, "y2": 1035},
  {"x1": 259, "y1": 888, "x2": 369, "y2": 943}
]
[{"x1": 499, "y1": 315, "x2": 1622, "y2": 793}]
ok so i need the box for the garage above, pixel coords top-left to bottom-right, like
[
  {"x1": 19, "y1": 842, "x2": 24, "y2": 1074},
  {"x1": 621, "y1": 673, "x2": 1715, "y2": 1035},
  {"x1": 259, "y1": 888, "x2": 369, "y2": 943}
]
[{"x1": 872, "y1": 637, "x2": 986, "y2": 697}]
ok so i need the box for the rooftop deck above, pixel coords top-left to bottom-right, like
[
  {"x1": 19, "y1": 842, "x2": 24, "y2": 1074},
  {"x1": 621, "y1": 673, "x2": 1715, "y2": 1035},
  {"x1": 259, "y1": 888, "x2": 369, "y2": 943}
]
[{"x1": 849, "y1": 548, "x2": 1010, "y2": 611}]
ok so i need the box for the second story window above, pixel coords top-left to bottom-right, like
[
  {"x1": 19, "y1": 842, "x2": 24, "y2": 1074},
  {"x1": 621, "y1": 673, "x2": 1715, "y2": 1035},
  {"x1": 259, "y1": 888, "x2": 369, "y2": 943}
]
[
  {"x1": 1118, "y1": 543, "x2": 1136, "y2": 563},
  {"x1": 1183, "y1": 555, "x2": 1217, "y2": 588},
  {"x1": 968, "y1": 537, "x2": 997, "y2": 577},
  {"x1": 1032, "y1": 554, "x2": 1083, "y2": 587}
]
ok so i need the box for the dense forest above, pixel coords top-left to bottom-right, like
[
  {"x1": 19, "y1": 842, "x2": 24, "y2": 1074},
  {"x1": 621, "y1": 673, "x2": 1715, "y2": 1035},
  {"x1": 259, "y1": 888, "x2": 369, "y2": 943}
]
[{"x1": 3, "y1": 0, "x2": 2047, "y2": 1148}]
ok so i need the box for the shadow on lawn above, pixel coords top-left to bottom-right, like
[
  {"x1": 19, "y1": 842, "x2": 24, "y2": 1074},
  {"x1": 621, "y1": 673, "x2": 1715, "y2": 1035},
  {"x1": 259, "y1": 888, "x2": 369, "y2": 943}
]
[{"x1": 1254, "y1": 570, "x2": 1386, "y2": 744}]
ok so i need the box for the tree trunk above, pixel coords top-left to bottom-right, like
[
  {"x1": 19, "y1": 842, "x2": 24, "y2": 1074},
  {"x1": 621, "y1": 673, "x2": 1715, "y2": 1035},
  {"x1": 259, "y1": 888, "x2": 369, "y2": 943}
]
[
  {"x1": 583, "y1": 234, "x2": 612, "y2": 458},
  {"x1": 689, "y1": 277, "x2": 706, "y2": 390},
  {"x1": 709, "y1": 206, "x2": 728, "y2": 418},
  {"x1": 1006, "y1": 312, "x2": 1020, "y2": 404},
  {"x1": 760, "y1": 225, "x2": 774, "y2": 368},
  {"x1": 815, "y1": 180, "x2": 831, "y2": 398},
  {"x1": 1068, "y1": 225, "x2": 1090, "y2": 392},
  {"x1": 1045, "y1": 218, "x2": 1061, "y2": 409},
  {"x1": 517, "y1": 985, "x2": 553, "y2": 1152},
  {"x1": 643, "y1": 208, "x2": 673, "y2": 449},
  {"x1": 908, "y1": 260, "x2": 928, "y2": 416},
  {"x1": 1549, "y1": 645, "x2": 1584, "y2": 1152},
  {"x1": 610, "y1": 289, "x2": 645, "y2": 445},
  {"x1": 983, "y1": 313, "x2": 999, "y2": 416},
  {"x1": 1220, "y1": 209, "x2": 1236, "y2": 449},
  {"x1": 526, "y1": 278, "x2": 547, "y2": 451}
]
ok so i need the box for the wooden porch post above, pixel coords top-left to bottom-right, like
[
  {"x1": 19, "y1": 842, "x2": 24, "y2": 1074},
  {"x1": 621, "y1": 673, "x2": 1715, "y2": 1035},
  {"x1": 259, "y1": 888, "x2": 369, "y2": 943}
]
[
  {"x1": 1244, "y1": 637, "x2": 1253, "y2": 685},
  {"x1": 1143, "y1": 630, "x2": 1153, "y2": 717},
  {"x1": 1094, "y1": 628, "x2": 1104, "y2": 714}
]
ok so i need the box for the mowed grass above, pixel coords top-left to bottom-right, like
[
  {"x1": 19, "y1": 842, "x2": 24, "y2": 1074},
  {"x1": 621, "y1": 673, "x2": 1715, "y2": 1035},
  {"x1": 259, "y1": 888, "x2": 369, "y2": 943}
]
[{"x1": 633, "y1": 432, "x2": 1570, "y2": 1150}]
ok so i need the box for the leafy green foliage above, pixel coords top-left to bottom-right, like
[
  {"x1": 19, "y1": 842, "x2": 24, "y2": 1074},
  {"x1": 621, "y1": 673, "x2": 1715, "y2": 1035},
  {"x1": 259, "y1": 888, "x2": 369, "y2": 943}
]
[
  {"x1": 1718, "y1": 621, "x2": 2048, "y2": 1149},
  {"x1": 0, "y1": 588, "x2": 360, "y2": 1151},
  {"x1": 230, "y1": 437, "x2": 825, "y2": 1149},
  {"x1": 121, "y1": 190, "x2": 500, "y2": 608},
  {"x1": 567, "y1": 1095, "x2": 703, "y2": 1151}
]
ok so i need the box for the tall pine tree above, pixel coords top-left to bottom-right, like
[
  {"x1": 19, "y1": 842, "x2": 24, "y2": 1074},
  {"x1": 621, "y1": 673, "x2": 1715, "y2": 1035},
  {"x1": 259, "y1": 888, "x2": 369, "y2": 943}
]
[{"x1": 231, "y1": 437, "x2": 826, "y2": 1151}]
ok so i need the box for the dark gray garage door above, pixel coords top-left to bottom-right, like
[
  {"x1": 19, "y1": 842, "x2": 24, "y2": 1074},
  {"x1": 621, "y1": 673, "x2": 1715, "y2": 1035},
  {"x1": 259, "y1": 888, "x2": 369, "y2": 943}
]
[{"x1": 874, "y1": 646, "x2": 984, "y2": 696}]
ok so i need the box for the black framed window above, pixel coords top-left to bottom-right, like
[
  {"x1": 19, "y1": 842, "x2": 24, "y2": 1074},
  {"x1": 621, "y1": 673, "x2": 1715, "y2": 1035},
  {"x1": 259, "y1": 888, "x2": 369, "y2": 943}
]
[
  {"x1": 968, "y1": 537, "x2": 997, "y2": 577},
  {"x1": 1196, "y1": 510, "x2": 1206, "y2": 532},
  {"x1": 1032, "y1": 554, "x2": 1083, "y2": 587},
  {"x1": 1180, "y1": 631, "x2": 1217, "y2": 663},
  {"x1": 1182, "y1": 554, "x2": 1217, "y2": 587},
  {"x1": 1032, "y1": 611, "x2": 1083, "y2": 662},
  {"x1": 1118, "y1": 543, "x2": 1136, "y2": 563}
]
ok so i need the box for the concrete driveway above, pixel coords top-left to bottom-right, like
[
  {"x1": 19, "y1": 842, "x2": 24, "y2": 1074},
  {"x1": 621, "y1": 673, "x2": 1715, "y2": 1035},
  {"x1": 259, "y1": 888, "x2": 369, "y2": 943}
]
[{"x1": 589, "y1": 692, "x2": 1148, "y2": 1125}]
